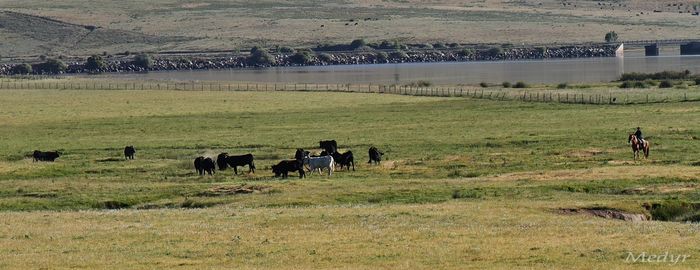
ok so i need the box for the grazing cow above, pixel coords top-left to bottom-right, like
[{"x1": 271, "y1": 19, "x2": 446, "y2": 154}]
[
  {"x1": 303, "y1": 155, "x2": 334, "y2": 176},
  {"x1": 124, "y1": 146, "x2": 136, "y2": 160},
  {"x1": 194, "y1": 156, "x2": 215, "y2": 176},
  {"x1": 33, "y1": 150, "x2": 61, "y2": 162},
  {"x1": 319, "y1": 140, "x2": 338, "y2": 154},
  {"x1": 368, "y1": 146, "x2": 384, "y2": 164},
  {"x1": 217, "y1": 153, "x2": 256, "y2": 175},
  {"x1": 272, "y1": 160, "x2": 305, "y2": 179},
  {"x1": 332, "y1": 150, "x2": 355, "y2": 171}
]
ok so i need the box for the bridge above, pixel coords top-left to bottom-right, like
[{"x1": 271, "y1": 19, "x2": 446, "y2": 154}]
[{"x1": 618, "y1": 39, "x2": 700, "y2": 56}]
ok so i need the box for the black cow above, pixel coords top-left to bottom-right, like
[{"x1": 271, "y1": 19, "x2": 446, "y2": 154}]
[
  {"x1": 272, "y1": 160, "x2": 305, "y2": 179},
  {"x1": 295, "y1": 148, "x2": 310, "y2": 161},
  {"x1": 217, "y1": 153, "x2": 256, "y2": 175},
  {"x1": 332, "y1": 150, "x2": 355, "y2": 171},
  {"x1": 194, "y1": 156, "x2": 215, "y2": 176},
  {"x1": 33, "y1": 150, "x2": 61, "y2": 162},
  {"x1": 319, "y1": 140, "x2": 338, "y2": 154},
  {"x1": 124, "y1": 146, "x2": 136, "y2": 160},
  {"x1": 368, "y1": 146, "x2": 384, "y2": 164}
]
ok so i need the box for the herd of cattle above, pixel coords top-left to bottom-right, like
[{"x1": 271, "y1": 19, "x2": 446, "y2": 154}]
[{"x1": 32, "y1": 140, "x2": 385, "y2": 179}]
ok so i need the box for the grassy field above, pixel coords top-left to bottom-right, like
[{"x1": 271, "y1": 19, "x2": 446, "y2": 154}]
[
  {"x1": 1, "y1": 0, "x2": 699, "y2": 57},
  {"x1": 1, "y1": 86, "x2": 700, "y2": 268}
]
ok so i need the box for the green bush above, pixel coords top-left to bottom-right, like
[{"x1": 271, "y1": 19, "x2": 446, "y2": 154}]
[
  {"x1": 247, "y1": 48, "x2": 276, "y2": 66},
  {"x1": 659, "y1": 80, "x2": 673, "y2": 88},
  {"x1": 695, "y1": 78, "x2": 700, "y2": 86},
  {"x1": 620, "y1": 70, "x2": 691, "y2": 81},
  {"x1": 85, "y1": 55, "x2": 107, "y2": 72},
  {"x1": 389, "y1": 51, "x2": 408, "y2": 59},
  {"x1": 502, "y1": 82, "x2": 511, "y2": 88},
  {"x1": 11, "y1": 63, "x2": 32, "y2": 74},
  {"x1": 479, "y1": 82, "x2": 489, "y2": 88},
  {"x1": 317, "y1": 53, "x2": 332, "y2": 63},
  {"x1": 486, "y1": 47, "x2": 503, "y2": 57},
  {"x1": 350, "y1": 39, "x2": 367, "y2": 49},
  {"x1": 459, "y1": 48, "x2": 474, "y2": 57},
  {"x1": 289, "y1": 50, "x2": 313, "y2": 65},
  {"x1": 34, "y1": 58, "x2": 67, "y2": 74},
  {"x1": 133, "y1": 54, "x2": 153, "y2": 69},
  {"x1": 605, "y1": 31, "x2": 618, "y2": 43},
  {"x1": 556, "y1": 83, "x2": 568, "y2": 89},
  {"x1": 513, "y1": 82, "x2": 529, "y2": 88},
  {"x1": 375, "y1": 51, "x2": 388, "y2": 62},
  {"x1": 619, "y1": 81, "x2": 649, "y2": 89},
  {"x1": 279, "y1": 46, "x2": 295, "y2": 54}
]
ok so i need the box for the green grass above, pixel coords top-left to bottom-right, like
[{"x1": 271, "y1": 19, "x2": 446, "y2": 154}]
[{"x1": 1, "y1": 86, "x2": 700, "y2": 268}]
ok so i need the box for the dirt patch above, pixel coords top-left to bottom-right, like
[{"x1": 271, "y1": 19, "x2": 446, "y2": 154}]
[
  {"x1": 381, "y1": 161, "x2": 398, "y2": 170},
  {"x1": 559, "y1": 207, "x2": 649, "y2": 222},
  {"x1": 197, "y1": 185, "x2": 271, "y2": 197}
]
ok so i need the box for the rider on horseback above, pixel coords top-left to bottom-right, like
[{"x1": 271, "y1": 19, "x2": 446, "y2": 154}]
[{"x1": 635, "y1": 127, "x2": 645, "y2": 147}]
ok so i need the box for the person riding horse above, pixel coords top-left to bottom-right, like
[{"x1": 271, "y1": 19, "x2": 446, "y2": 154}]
[{"x1": 634, "y1": 127, "x2": 645, "y2": 148}]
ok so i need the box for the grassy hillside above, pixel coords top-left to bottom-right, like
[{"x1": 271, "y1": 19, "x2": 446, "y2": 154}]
[
  {"x1": 0, "y1": 85, "x2": 699, "y2": 268},
  {"x1": 0, "y1": 0, "x2": 698, "y2": 57}
]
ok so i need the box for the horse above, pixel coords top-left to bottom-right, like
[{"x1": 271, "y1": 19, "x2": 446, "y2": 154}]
[{"x1": 628, "y1": 133, "x2": 649, "y2": 160}]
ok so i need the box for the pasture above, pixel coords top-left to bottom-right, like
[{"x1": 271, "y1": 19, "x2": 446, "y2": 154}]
[{"x1": 1, "y1": 86, "x2": 700, "y2": 268}]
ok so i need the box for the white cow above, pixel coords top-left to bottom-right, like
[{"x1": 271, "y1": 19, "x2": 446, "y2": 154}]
[{"x1": 303, "y1": 156, "x2": 334, "y2": 176}]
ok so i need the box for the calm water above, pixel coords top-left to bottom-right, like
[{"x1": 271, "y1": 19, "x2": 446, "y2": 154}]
[{"x1": 108, "y1": 54, "x2": 700, "y2": 85}]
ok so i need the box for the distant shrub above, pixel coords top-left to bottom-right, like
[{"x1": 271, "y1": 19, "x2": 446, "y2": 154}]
[
  {"x1": 317, "y1": 53, "x2": 332, "y2": 63},
  {"x1": 279, "y1": 46, "x2": 295, "y2": 54},
  {"x1": 620, "y1": 70, "x2": 691, "y2": 81},
  {"x1": 659, "y1": 80, "x2": 673, "y2": 88},
  {"x1": 133, "y1": 53, "x2": 153, "y2": 69},
  {"x1": 350, "y1": 39, "x2": 367, "y2": 49},
  {"x1": 695, "y1": 78, "x2": 700, "y2": 85},
  {"x1": 84, "y1": 25, "x2": 97, "y2": 31},
  {"x1": 513, "y1": 82, "x2": 529, "y2": 88},
  {"x1": 433, "y1": 43, "x2": 446, "y2": 49},
  {"x1": 535, "y1": 47, "x2": 547, "y2": 54},
  {"x1": 420, "y1": 43, "x2": 433, "y2": 49},
  {"x1": 485, "y1": 47, "x2": 502, "y2": 57},
  {"x1": 34, "y1": 58, "x2": 67, "y2": 74},
  {"x1": 289, "y1": 50, "x2": 313, "y2": 65},
  {"x1": 406, "y1": 80, "x2": 432, "y2": 87},
  {"x1": 502, "y1": 82, "x2": 511, "y2": 88},
  {"x1": 479, "y1": 82, "x2": 489, "y2": 88},
  {"x1": 448, "y1": 43, "x2": 460, "y2": 48},
  {"x1": 619, "y1": 81, "x2": 649, "y2": 89},
  {"x1": 247, "y1": 48, "x2": 276, "y2": 66},
  {"x1": 11, "y1": 63, "x2": 32, "y2": 74},
  {"x1": 389, "y1": 51, "x2": 408, "y2": 59},
  {"x1": 375, "y1": 51, "x2": 388, "y2": 62},
  {"x1": 378, "y1": 40, "x2": 401, "y2": 50},
  {"x1": 85, "y1": 55, "x2": 107, "y2": 72},
  {"x1": 556, "y1": 83, "x2": 568, "y2": 89},
  {"x1": 649, "y1": 200, "x2": 696, "y2": 221},
  {"x1": 675, "y1": 83, "x2": 688, "y2": 89},
  {"x1": 605, "y1": 31, "x2": 618, "y2": 43},
  {"x1": 459, "y1": 48, "x2": 475, "y2": 57}
]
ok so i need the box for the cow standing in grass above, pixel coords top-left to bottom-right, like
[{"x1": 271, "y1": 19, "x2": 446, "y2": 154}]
[
  {"x1": 303, "y1": 155, "x2": 334, "y2": 176},
  {"x1": 33, "y1": 150, "x2": 61, "y2": 162},
  {"x1": 272, "y1": 160, "x2": 305, "y2": 179},
  {"x1": 194, "y1": 156, "x2": 215, "y2": 176},
  {"x1": 217, "y1": 153, "x2": 256, "y2": 175},
  {"x1": 368, "y1": 146, "x2": 384, "y2": 164},
  {"x1": 332, "y1": 150, "x2": 355, "y2": 171},
  {"x1": 319, "y1": 140, "x2": 338, "y2": 154},
  {"x1": 124, "y1": 146, "x2": 136, "y2": 160}
]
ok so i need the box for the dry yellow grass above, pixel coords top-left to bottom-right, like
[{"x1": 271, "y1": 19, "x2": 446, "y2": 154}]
[{"x1": 1, "y1": 200, "x2": 699, "y2": 269}]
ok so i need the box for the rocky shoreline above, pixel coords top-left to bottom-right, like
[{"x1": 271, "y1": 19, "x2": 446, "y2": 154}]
[{"x1": 0, "y1": 45, "x2": 617, "y2": 75}]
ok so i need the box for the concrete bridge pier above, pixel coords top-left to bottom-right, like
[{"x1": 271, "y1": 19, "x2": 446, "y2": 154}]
[
  {"x1": 680, "y1": 42, "x2": 700, "y2": 55},
  {"x1": 644, "y1": 44, "x2": 659, "y2": 56}
]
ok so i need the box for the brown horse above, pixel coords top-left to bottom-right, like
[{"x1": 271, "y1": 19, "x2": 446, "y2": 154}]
[{"x1": 628, "y1": 133, "x2": 649, "y2": 160}]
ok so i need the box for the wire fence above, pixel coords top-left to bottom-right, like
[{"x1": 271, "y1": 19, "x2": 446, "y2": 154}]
[{"x1": 0, "y1": 79, "x2": 698, "y2": 105}]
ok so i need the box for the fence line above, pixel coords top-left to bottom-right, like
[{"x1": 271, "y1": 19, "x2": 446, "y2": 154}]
[{"x1": 0, "y1": 80, "x2": 697, "y2": 105}]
